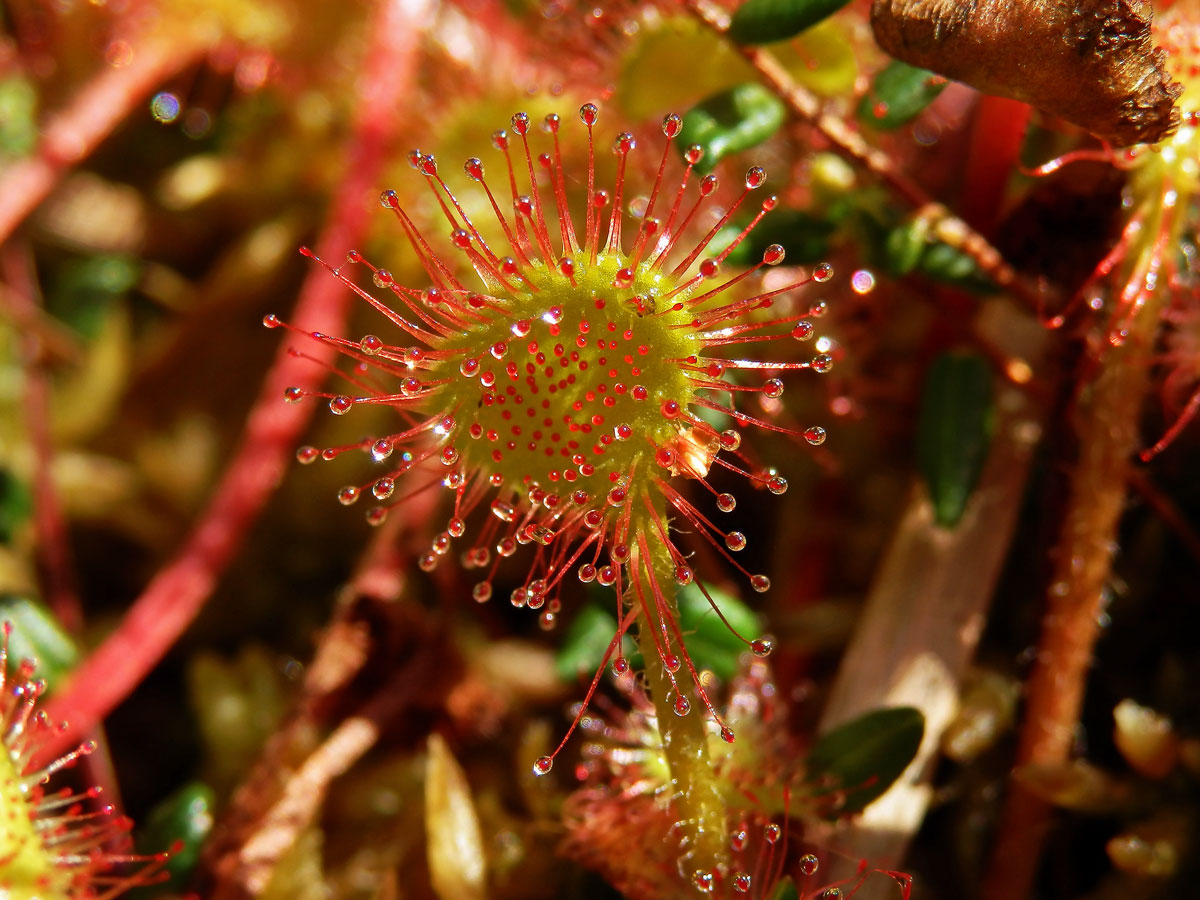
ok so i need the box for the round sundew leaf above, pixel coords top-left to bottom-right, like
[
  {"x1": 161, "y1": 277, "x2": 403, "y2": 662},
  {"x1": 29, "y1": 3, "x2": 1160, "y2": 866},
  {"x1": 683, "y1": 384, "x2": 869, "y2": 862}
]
[
  {"x1": 807, "y1": 706, "x2": 925, "y2": 816},
  {"x1": 857, "y1": 61, "x2": 948, "y2": 130},
  {"x1": 136, "y1": 781, "x2": 215, "y2": 891},
  {"x1": 916, "y1": 352, "x2": 995, "y2": 528},
  {"x1": 0, "y1": 594, "x2": 78, "y2": 691},
  {"x1": 678, "y1": 83, "x2": 787, "y2": 175},
  {"x1": 728, "y1": 0, "x2": 852, "y2": 45}
]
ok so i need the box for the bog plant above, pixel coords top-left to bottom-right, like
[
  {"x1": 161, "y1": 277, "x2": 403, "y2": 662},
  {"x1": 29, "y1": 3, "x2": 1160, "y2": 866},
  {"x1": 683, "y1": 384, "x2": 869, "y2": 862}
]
[{"x1": 270, "y1": 103, "x2": 837, "y2": 879}]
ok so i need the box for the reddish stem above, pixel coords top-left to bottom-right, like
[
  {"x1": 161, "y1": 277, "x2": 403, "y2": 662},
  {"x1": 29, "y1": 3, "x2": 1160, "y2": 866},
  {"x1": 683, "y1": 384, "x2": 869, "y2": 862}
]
[
  {"x1": 42, "y1": 0, "x2": 434, "y2": 756},
  {"x1": 0, "y1": 35, "x2": 209, "y2": 244},
  {"x1": 982, "y1": 291, "x2": 1162, "y2": 900}
]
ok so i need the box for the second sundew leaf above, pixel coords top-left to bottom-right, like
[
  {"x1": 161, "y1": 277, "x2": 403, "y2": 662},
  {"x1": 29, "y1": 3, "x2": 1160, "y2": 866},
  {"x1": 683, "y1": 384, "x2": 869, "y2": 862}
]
[
  {"x1": 678, "y1": 83, "x2": 787, "y2": 174},
  {"x1": 807, "y1": 707, "x2": 924, "y2": 816},
  {"x1": 916, "y1": 352, "x2": 995, "y2": 528},
  {"x1": 857, "y1": 61, "x2": 948, "y2": 130},
  {"x1": 728, "y1": 0, "x2": 852, "y2": 45}
]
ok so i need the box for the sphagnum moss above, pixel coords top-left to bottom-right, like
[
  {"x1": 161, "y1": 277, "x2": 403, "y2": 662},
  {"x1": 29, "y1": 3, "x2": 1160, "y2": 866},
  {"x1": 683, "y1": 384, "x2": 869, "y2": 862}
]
[{"x1": 270, "y1": 104, "x2": 834, "y2": 882}]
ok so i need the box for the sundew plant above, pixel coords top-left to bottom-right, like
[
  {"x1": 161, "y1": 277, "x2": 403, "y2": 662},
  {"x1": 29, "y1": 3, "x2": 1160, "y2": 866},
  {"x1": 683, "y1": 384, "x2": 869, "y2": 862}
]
[{"x1": 1, "y1": 1, "x2": 1199, "y2": 899}]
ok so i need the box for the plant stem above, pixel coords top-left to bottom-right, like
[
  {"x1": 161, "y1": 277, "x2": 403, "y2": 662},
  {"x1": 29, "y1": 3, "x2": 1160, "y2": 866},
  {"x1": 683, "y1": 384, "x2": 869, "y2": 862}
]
[
  {"x1": 681, "y1": 0, "x2": 1048, "y2": 313},
  {"x1": 41, "y1": 0, "x2": 436, "y2": 759},
  {"x1": 982, "y1": 147, "x2": 1186, "y2": 900},
  {"x1": 632, "y1": 513, "x2": 728, "y2": 880}
]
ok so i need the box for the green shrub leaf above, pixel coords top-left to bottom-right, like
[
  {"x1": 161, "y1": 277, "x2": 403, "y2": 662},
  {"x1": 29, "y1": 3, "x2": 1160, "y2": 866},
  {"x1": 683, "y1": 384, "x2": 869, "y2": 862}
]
[
  {"x1": 917, "y1": 352, "x2": 995, "y2": 528},
  {"x1": 729, "y1": 0, "x2": 852, "y2": 45},
  {"x1": 807, "y1": 707, "x2": 924, "y2": 815},
  {"x1": 857, "y1": 61, "x2": 947, "y2": 130},
  {"x1": 0, "y1": 595, "x2": 78, "y2": 689},
  {"x1": 136, "y1": 782, "x2": 215, "y2": 891},
  {"x1": 678, "y1": 83, "x2": 786, "y2": 174}
]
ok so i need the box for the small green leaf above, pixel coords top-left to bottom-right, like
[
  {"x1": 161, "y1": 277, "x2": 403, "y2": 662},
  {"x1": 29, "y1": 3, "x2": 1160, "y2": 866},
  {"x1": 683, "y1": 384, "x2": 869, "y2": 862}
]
[
  {"x1": 0, "y1": 595, "x2": 78, "y2": 689},
  {"x1": 717, "y1": 208, "x2": 836, "y2": 267},
  {"x1": 0, "y1": 469, "x2": 32, "y2": 544},
  {"x1": 678, "y1": 83, "x2": 786, "y2": 174},
  {"x1": 883, "y1": 218, "x2": 930, "y2": 277},
  {"x1": 729, "y1": 0, "x2": 852, "y2": 45},
  {"x1": 556, "y1": 604, "x2": 631, "y2": 682},
  {"x1": 917, "y1": 352, "x2": 995, "y2": 528},
  {"x1": 807, "y1": 707, "x2": 924, "y2": 815},
  {"x1": 676, "y1": 582, "x2": 762, "y2": 681},
  {"x1": 769, "y1": 876, "x2": 800, "y2": 900},
  {"x1": 918, "y1": 241, "x2": 996, "y2": 292},
  {"x1": 857, "y1": 61, "x2": 947, "y2": 130},
  {"x1": 136, "y1": 782, "x2": 215, "y2": 891}
]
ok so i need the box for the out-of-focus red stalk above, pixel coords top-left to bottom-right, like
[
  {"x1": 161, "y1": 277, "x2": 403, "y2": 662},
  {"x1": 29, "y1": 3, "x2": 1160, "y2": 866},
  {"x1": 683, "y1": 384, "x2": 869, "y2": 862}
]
[{"x1": 42, "y1": 0, "x2": 436, "y2": 757}]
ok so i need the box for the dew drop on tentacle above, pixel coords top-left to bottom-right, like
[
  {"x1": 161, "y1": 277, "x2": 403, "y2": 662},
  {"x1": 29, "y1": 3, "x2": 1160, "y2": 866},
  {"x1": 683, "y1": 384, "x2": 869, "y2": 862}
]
[
  {"x1": 296, "y1": 446, "x2": 319, "y2": 464},
  {"x1": 799, "y1": 853, "x2": 820, "y2": 876},
  {"x1": 792, "y1": 320, "x2": 815, "y2": 341},
  {"x1": 262, "y1": 313, "x2": 281, "y2": 328},
  {"x1": 337, "y1": 486, "x2": 360, "y2": 506},
  {"x1": 673, "y1": 694, "x2": 691, "y2": 716},
  {"x1": 811, "y1": 353, "x2": 834, "y2": 374},
  {"x1": 329, "y1": 395, "x2": 354, "y2": 415},
  {"x1": 533, "y1": 755, "x2": 553, "y2": 776},
  {"x1": 804, "y1": 426, "x2": 827, "y2": 446},
  {"x1": 751, "y1": 637, "x2": 773, "y2": 657},
  {"x1": 691, "y1": 869, "x2": 714, "y2": 893},
  {"x1": 726, "y1": 531, "x2": 747, "y2": 551},
  {"x1": 733, "y1": 872, "x2": 752, "y2": 893},
  {"x1": 750, "y1": 574, "x2": 771, "y2": 593},
  {"x1": 283, "y1": 386, "x2": 304, "y2": 403}
]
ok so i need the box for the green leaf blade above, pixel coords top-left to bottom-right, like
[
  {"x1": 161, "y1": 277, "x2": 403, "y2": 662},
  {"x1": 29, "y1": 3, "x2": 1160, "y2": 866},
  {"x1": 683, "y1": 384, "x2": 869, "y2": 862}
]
[
  {"x1": 729, "y1": 0, "x2": 852, "y2": 45},
  {"x1": 916, "y1": 352, "x2": 995, "y2": 528},
  {"x1": 807, "y1": 707, "x2": 925, "y2": 816},
  {"x1": 678, "y1": 83, "x2": 786, "y2": 174}
]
